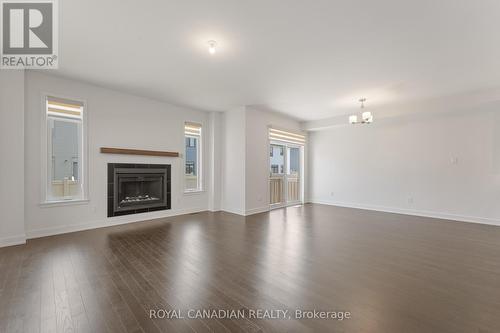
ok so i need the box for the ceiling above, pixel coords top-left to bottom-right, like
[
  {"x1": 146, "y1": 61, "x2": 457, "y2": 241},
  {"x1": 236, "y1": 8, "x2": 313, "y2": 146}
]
[{"x1": 54, "y1": 0, "x2": 500, "y2": 121}]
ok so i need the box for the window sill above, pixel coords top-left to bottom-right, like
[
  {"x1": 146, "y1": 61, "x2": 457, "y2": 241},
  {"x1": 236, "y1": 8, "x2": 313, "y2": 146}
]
[
  {"x1": 40, "y1": 199, "x2": 89, "y2": 208},
  {"x1": 183, "y1": 190, "x2": 205, "y2": 195}
]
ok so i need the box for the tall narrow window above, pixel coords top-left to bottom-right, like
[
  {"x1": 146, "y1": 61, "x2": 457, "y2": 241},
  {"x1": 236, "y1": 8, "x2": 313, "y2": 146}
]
[
  {"x1": 184, "y1": 122, "x2": 202, "y2": 192},
  {"x1": 45, "y1": 96, "x2": 86, "y2": 202}
]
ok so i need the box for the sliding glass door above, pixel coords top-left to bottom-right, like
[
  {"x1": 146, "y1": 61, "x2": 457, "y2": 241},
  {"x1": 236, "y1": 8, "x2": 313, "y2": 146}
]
[
  {"x1": 269, "y1": 143, "x2": 302, "y2": 208},
  {"x1": 286, "y1": 146, "x2": 301, "y2": 204},
  {"x1": 269, "y1": 144, "x2": 285, "y2": 206}
]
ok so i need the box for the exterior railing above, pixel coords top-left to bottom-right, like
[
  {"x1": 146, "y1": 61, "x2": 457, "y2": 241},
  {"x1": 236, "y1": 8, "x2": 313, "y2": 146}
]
[
  {"x1": 287, "y1": 177, "x2": 300, "y2": 202},
  {"x1": 270, "y1": 175, "x2": 300, "y2": 204},
  {"x1": 270, "y1": 176, "x2": 283, "y2": 204},
  {"x1": 185, "y1": 174, "x2": 198, "y2": 189},
  {"x1": 51, "y1": 179, "x2": 79, "y2": 198}
]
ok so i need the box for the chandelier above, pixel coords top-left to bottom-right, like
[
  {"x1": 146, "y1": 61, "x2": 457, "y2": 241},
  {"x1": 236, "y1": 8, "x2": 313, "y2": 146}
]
[{"x1": 349, "y1": 98, "x2": 373, "y2": 124}]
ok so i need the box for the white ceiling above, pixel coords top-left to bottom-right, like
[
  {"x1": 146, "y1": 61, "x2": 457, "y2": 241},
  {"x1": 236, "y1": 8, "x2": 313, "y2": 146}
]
[{"x1": 54, "y1": 0, "x2": 500, "y2": 120}]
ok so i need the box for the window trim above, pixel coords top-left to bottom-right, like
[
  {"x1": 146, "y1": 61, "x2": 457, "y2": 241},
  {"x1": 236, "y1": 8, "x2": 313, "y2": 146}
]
[
  {"x1": 184, "y1": 122, "x2": 203, "y2": 193},
  {"x1": 41, "y1": 92, "x2": 89, "y2": 204}
]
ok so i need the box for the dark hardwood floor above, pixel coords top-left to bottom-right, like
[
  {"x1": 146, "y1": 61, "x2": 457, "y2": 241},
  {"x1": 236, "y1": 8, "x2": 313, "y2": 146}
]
[{"x1": 1, "y1": 203, "x2": 499, "y2": 333}]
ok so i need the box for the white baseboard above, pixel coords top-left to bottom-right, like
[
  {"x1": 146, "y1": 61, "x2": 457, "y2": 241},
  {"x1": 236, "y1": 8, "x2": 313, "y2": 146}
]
[
  {"x1": 311, "y1": 199, "x2": 500, "y2": 226},
  {"x1": 0, "y1": 234, "x2": 27, "y2": 248},
  {"x1": 221, "y1": 206, "x2": 270, "y2": 216},
  {"x1": 245, "y1": 206, "x2": 270, "y2": 216},
  {"x1": 221, "y1": 207, "x2": 246, "y2": 216},
  {"x1": 26, "y1": 206, "x2": 208, "y2": 239},
  {"x1": 19, "y1": 199, "x2": 498, "y2": 245}
]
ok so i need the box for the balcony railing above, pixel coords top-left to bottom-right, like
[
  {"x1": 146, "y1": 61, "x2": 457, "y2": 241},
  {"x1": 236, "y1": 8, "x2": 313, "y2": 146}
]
[
  {"x1": 51, "y1": 179, "x2": 79, "y2": 198},
  {"x1": 185, "y1": 174, "x2": 198, "y2": 190},
  {"x1": 270, "y1": 175, "x2": 300, "y2": 204},
  {"x1": 287, "y1": 177, "x2": 300, "y2": 202},
  {"x1": 270, "y1": 176, "x2": 283, "y2": 204}
]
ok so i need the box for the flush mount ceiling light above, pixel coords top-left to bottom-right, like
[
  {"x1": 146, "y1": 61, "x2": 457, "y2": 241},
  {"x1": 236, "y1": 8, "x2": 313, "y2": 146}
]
[
  {"x1": 349, "y1": 98, "x2": 373, "y2": 124},
  {"x1": 207, "y1": 40, "x2": 217, "y2": 54}
]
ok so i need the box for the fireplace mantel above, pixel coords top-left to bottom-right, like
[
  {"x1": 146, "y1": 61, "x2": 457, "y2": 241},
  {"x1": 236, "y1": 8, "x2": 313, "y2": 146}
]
[{"x1": 100, "y1": 147, "x2": 179, "y2": 157}]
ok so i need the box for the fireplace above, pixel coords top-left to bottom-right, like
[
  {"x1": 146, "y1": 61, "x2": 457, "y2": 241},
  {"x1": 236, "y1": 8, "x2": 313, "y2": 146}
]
[{"x1": 108, "y1": 163, "x2": 171, "y2": 217}]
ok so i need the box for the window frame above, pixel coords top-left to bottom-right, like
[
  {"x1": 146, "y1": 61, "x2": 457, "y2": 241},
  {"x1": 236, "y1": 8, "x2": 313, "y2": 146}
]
[
  {"x1": 41, "y1": 93, "x2": 89, "y2": 205},
  {"x1": 184, "y1": 122, "x2": 203, "y2": 193}
]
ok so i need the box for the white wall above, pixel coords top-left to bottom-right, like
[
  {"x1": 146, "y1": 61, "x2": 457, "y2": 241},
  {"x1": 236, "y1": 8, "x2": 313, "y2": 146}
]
[
  {"x1": 1, "y1": 70, "x2": 303, "y2": 247},
  {"x1": 24, "y1": 72, "x2": 212, "y2": 238},
  {"x1": 245, "y1": 107, "x2": 302, "y2": 214},
  {"x1": 208, "y1": 111, "x2": 222, "y2": 211},
  {"x1": 307, "y1": 104, "x2": 500, "y2": 225},
  {"x1": 220, "y1": 106, "x2": 303, "y2": 215},
  {"x1": 221, "y1": 107, "x2": 246, "y2": 215},
  {"x1": 5, "y1": 69, "x2": 497, "y2": 249},
  {"x1": 0, "y1": 71, "x2": 26, "y2": 246}
]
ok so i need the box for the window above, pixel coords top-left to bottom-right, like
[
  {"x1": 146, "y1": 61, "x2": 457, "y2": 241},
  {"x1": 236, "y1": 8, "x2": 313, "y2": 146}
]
[
  {"x1": 270, "y1": 144, "x2": 285, "y2": 175},
  {"x1": 288, "y1": 147, "x2": 300, "y2": 176},
  {"x1": 45, "y1": 96, "x2": 86, "y2": 202},
  {"x1": 185, "y1": 162, "x2": 195, "y2": 175},
  {"x1": 184, "y1": 122, "x2": 202, "y2": 192},
  {"x1": 186, "y1": 137, "x2": 196, "y2": 148}
]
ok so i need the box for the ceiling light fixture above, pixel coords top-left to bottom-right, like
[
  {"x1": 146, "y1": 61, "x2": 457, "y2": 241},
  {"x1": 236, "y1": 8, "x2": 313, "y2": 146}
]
[
  {"x1": 207, "y1": 40, "x2": 217, "y2": 54},
  {"x1": 349, "y1": 98, "x2": 373, "y2": 124}
]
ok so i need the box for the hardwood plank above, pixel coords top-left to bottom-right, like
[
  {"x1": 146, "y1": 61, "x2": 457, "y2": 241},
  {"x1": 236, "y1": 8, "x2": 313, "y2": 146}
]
[
  {"x1": 118, "y1": 235, "x2": 234, "y2": 333},
  {"x1": 52, "y1": 251, "x2": 75, "y2": 333},
  {"x1": 40, "y1": 252, "x2": 56, "y2": 333},
  {"x1": 106, "y1": 237, "x2": 194, "y2": 332},
  {"x1": 1, "y1": 204, "x2": 500, "y2": 332},
  {"x1": 68, "y1": 241, "x2": 129, "y2": 333}
]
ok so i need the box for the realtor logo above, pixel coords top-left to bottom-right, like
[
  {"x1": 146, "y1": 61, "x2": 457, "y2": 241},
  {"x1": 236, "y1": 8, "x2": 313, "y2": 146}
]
[{"x1": 1, "y1": 0, "x2": 58, "y2": 68}]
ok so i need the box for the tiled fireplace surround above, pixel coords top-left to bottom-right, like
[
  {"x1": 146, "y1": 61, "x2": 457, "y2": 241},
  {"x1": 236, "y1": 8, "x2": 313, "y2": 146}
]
[{"x1": 107, "y1": 163, "x2": 171, "y2": 217}]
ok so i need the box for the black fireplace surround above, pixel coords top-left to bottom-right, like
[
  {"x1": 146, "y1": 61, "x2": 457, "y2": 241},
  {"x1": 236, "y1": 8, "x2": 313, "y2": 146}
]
[{"x1": 108, "y1": 163, "x2": 171, "y2": 217}]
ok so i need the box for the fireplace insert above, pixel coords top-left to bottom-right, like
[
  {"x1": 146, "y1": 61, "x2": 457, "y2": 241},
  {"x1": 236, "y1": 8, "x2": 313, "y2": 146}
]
[{"x1": 108, "y1": 163, "x2": 171, "y2": 217}]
